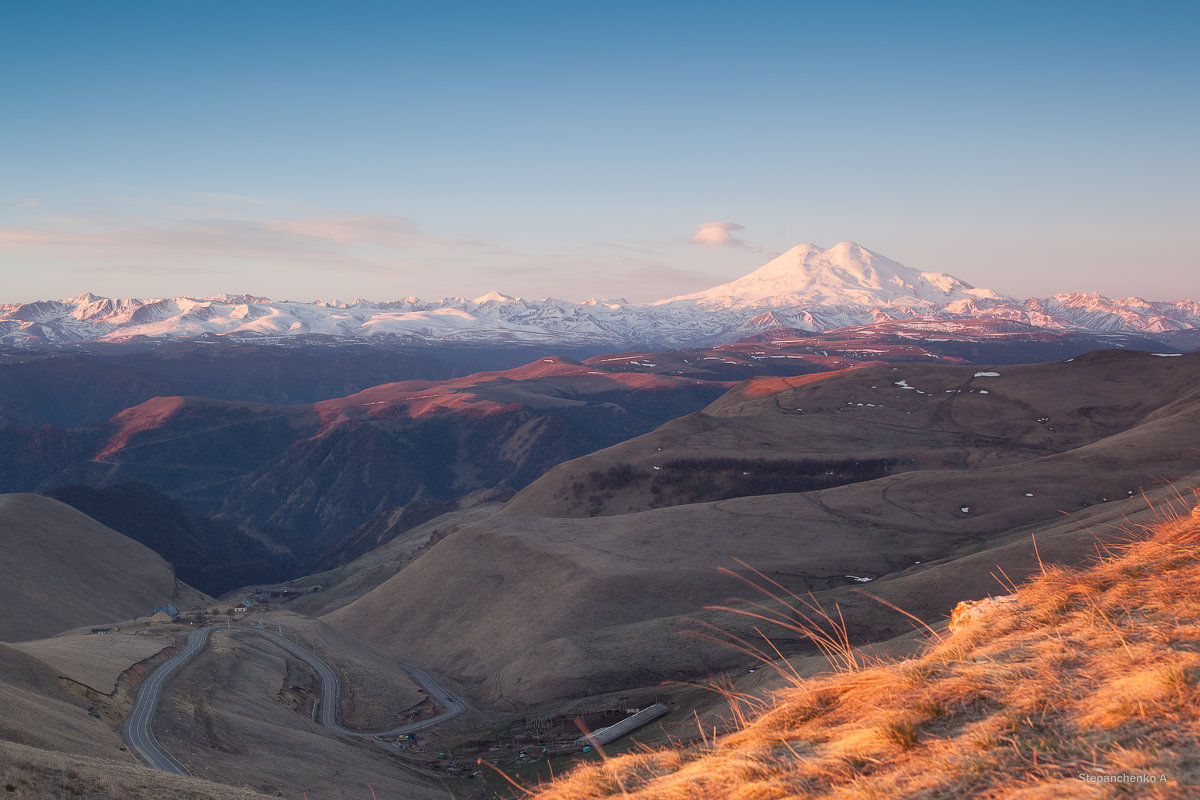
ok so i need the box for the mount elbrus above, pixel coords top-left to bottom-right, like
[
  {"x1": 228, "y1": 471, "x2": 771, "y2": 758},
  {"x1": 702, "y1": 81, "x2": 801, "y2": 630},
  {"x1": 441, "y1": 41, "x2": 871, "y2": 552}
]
[{"x1": 3, "y1": 242, "x2": 1198, "y2": 349}]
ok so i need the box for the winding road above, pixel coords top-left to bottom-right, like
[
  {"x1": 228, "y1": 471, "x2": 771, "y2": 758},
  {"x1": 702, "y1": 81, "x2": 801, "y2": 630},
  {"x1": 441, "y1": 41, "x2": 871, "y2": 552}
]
[
  {"x1": 122, "y1": 627, "x2": 211, "y2": 774},
  {"x1": 122, "y1": 624, "x2": 464, "y2": 775}
]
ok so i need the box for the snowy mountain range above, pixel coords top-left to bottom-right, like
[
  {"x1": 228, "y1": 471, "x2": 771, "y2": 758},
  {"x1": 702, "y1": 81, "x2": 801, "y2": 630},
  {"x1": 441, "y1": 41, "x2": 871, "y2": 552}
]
[{"x1": 3, "y1": 243, "x2": 1198, "y2": 349}]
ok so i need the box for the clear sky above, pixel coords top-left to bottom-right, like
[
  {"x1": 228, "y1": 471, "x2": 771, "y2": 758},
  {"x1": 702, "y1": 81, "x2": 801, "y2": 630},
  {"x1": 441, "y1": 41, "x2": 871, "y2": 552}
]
[{"x1": 2, "y1": 0, "x2": 1197, "y2": 304}]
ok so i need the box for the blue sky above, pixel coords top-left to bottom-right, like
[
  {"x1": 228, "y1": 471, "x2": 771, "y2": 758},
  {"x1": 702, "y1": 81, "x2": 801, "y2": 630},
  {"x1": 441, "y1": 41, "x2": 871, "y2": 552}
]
[{"x1": 2, "y1": 1, "x2": 1197, "y2": 303}]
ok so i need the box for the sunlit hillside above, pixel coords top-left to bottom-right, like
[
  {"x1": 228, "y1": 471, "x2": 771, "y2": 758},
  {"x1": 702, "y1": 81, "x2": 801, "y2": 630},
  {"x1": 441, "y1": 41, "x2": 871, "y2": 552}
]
[{"x1": 527, "y1": 498, "x2": 1200, "y2": 799}]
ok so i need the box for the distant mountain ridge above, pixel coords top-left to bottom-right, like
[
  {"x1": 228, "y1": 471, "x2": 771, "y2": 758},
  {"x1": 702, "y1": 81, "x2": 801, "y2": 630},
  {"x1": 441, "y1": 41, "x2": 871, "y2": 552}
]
[
  {"x1": 1, "y1": 357, "x2": 731, "y2": 570},
  {"x1": 3, "y1": 242, "x2": 1198, "y2": 348}
]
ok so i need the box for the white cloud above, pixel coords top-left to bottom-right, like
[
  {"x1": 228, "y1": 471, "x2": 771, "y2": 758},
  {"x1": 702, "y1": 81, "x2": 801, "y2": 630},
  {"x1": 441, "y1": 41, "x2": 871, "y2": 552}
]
[{"x1": 691, "y1": 221, "x2": 749, "y2": 248}]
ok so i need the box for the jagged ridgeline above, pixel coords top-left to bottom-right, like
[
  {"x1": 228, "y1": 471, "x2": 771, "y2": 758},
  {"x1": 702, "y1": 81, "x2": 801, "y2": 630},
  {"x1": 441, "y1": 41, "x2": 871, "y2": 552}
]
[{"x1": 4, "y1": 243, "x2": 1200, "y2": 350}]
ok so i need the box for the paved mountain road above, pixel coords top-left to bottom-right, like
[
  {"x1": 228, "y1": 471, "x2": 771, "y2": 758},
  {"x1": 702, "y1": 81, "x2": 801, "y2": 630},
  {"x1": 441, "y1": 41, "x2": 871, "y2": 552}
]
[
  {"x1": 248, "y1": 626, "x2": 465, "y2": 737},
  {"x1": 122, "y1": 627, "x2": 211, "y2": 774},
  {"x1": 122, "y1": 624, "x2": 464, "y2": 774}
]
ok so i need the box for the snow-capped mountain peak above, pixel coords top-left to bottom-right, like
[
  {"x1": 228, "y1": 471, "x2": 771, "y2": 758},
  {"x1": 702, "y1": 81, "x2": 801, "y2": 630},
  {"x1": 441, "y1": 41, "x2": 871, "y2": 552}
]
[
  {"x1": 471, "y1": 290, "x2": 518, "y2": 305},
  {"x1": 657, "y1": 241, "x2": 1004, "y2": 309},
  {"x1": 2, "y1": 242, "x2": 1196, "y2": 349}
]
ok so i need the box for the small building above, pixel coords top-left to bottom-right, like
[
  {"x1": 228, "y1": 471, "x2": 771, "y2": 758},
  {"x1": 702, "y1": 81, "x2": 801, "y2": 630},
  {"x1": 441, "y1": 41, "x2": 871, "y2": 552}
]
[
  {"x1": 233, "y1": 603, "x2": 249, "y2": 613},
  {"x1": 152, "y1": 604, "x2": 181, "y2": 620}
]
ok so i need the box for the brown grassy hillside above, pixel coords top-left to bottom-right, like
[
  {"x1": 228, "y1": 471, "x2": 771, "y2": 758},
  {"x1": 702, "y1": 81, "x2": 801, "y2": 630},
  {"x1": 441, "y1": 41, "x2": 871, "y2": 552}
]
[
  {"x1": 0, "y1": 739, "x2": 283, "y2": 800},
  {"x1": 0, "y1": 493, "x2": 210, "y2": 641},
  {"x1": 322, "y1": 351, "x2": 1200, "y2": 707},
  {"x1": 151, "y1": 624, "x2": 447, "y2": 799},
  {"x1": 502, "y1": 350, "x2": 1200, "y2": 518},
  {"x1": 0, "y1": 640, "x2": 277, "y2": 799},
  {"x1": 526, "y1": 499, "x2": 1200, "y2": 798}
]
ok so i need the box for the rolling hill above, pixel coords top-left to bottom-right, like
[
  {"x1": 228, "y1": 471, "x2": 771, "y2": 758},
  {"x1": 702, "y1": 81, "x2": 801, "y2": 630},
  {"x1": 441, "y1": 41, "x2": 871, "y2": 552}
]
[
  {"x1": 0, "y1": 493, "x2": 210, "y2": 641},
  {"x1": 322, "y1": 350, "x2": 1200, "y2": 707},
  {"x1": 525, "y1": 492, "x2": 1200, "y2": 798},
  {"x1": 503, "y1": 348, "x2": 1200, "y2": 517}
]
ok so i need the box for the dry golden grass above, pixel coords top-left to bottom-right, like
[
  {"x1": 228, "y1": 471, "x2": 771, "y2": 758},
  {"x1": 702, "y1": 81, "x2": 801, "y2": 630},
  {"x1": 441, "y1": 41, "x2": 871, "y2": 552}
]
[
  {"x1": 0, "y1": 740, "x2": 281, "y2": 799},
  {"x1": 525, "y1": 499, "x2": 1200, "y2": 798},
  {"x1": 10, "y1": 630, "x2": 174, "y2": 694}
]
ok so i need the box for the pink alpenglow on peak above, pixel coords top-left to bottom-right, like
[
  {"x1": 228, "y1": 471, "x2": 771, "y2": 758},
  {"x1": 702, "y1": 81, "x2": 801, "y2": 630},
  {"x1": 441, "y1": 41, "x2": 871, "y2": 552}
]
[
  {"x1": 1, "y1": 242, "x2": 1198, "y2": 348},
  {"x1": 656, "y1": 242, "x2": 1006, "y2": 310}
]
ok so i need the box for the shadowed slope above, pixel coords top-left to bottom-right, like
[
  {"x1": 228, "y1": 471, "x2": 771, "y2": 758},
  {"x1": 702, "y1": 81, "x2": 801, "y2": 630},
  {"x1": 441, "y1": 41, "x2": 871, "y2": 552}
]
[
  {"x1": 0, "y1": 494, "x2": 210, "y2": 641},
  {"x1": 47, "y1": 482, "x2": 296, "y2": 595},
  {"x1": 7, "y1": 357, "x2": 729, "y2": 568}
]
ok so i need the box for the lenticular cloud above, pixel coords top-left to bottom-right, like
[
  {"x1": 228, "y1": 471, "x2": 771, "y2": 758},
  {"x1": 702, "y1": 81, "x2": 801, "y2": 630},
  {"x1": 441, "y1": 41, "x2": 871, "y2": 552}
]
[{"x1": 691, "y1": 221, "x2": 747, "y2": 248}]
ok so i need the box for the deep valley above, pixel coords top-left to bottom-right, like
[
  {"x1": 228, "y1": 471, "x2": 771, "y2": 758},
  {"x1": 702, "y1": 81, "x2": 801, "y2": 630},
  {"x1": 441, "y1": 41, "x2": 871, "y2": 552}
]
[{"x1": 4, "y1": 244, "x2": 1200, "y2": 798}]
